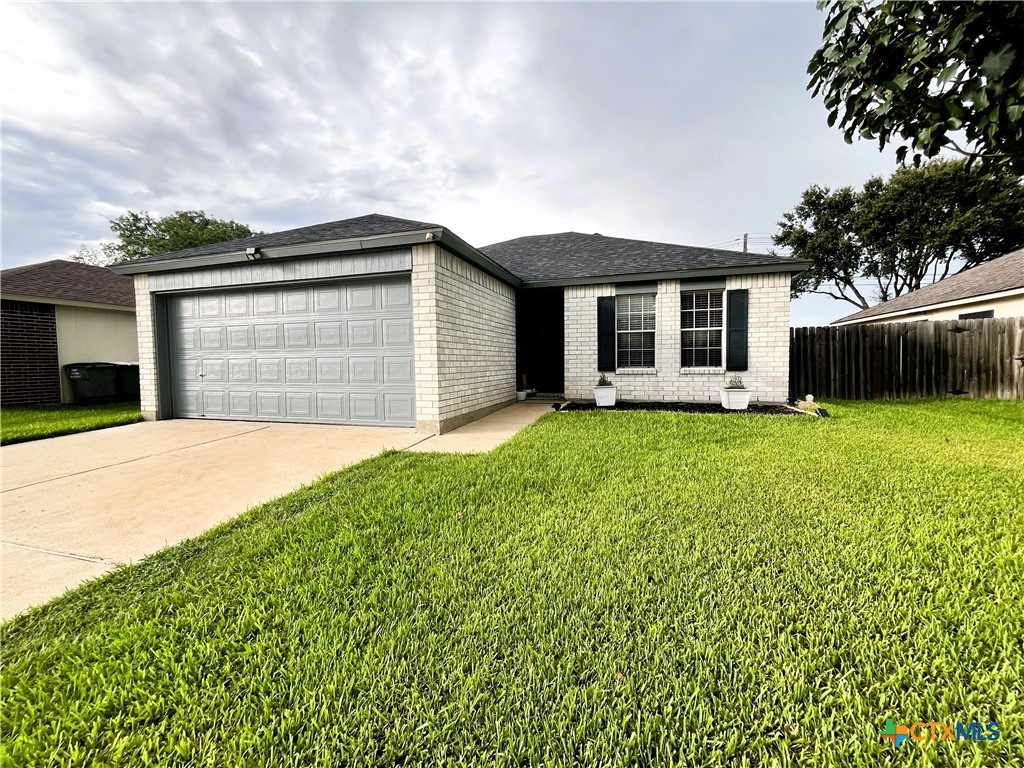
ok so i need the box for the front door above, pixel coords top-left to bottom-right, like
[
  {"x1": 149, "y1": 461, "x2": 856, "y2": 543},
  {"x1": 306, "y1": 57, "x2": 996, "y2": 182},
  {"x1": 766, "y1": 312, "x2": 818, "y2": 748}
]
[{"x1": 516, "y1": 288, "x2": 564, "y2": 394}]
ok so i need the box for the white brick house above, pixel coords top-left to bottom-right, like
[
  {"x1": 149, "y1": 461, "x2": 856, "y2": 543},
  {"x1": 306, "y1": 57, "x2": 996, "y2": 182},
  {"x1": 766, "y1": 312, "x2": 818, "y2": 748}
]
[{"x1": 113, "y1": 215, "x2": 806, "y2": 433}]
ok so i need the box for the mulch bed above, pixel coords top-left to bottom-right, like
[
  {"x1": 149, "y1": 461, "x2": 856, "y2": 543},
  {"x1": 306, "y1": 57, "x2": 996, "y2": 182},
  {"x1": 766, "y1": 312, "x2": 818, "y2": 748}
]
[{"x1": 557, "y1": 401, "x2": 806, "y2": 416}]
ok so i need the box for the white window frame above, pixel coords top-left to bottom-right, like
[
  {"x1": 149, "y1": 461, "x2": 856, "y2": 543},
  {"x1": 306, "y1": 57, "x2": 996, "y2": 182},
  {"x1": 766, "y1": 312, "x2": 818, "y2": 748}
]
[
  {"x1": 680, "y1": 289, "x2": 724, "y2": 368},
  {"x1": 616, "y1": 293, "x2": 656, "y2": 369}
]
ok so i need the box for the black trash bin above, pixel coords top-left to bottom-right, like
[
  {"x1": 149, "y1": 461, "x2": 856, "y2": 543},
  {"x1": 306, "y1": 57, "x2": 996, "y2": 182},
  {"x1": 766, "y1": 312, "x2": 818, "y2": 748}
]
[
  {"x1": 64, "y1": 363, "x2": 118, "y2": 404},
  {"x1": 114, "y1": 364, "x2": 140, "y2": 402}
]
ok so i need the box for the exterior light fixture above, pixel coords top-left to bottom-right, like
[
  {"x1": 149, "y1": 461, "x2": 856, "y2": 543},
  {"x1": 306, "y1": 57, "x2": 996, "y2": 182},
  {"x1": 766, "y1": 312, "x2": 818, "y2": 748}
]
[{"x1": 245, "y1": 247, "x2": 262, "y2": 261}]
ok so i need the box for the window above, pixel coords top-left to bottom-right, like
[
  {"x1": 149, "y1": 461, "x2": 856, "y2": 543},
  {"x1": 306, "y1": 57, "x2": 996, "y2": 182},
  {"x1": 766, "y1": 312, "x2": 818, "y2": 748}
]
[
  {"x1": 959, "y1": 310, "x2": 994, "y2": 320},
  {"x1": 616, "y1": 294, "x2": 655, "y2": 368},
  {"x1": 681, "y1": 290, "x2": 724, "y2": 367}
]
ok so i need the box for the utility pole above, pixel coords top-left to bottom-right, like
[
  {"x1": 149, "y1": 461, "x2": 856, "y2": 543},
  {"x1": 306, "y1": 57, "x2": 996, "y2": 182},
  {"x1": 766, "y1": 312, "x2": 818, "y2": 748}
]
[{"x1": 743, "y1": 233, "x2": 748, "y2": 252}]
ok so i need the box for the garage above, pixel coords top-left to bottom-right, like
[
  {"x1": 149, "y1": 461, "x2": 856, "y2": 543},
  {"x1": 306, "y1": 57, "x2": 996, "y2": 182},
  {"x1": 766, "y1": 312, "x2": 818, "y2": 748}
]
[
  {"x1": 168, "y1": 277, "x2": 415, "y2": 426},
  {"x1": 113, "y1": 214, "x2": 520, "y2": 433}
]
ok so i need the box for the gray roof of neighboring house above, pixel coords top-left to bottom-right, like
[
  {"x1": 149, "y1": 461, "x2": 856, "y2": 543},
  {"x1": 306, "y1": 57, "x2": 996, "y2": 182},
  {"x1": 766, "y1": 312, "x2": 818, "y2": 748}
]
[
  {"x1": 120, "y1": 213, "x2": 441, "y2": 266},
  {"x1": 480, "y1": 232, "x2": 805, "y2": 283},
  {"x1": 833, "y1": 248, "x2": 1024, "y2": 325},
  {"x1": 0, "y1": 259, "x2": 135, "y2": 308}
]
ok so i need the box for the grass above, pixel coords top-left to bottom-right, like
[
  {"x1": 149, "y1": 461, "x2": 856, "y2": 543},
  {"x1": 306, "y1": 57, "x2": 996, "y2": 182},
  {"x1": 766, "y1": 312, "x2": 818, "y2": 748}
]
[
  {"x1": 0, "y1": 402, "x2": 143, "y2": 445},
  {"x1": 2, "y1": 400, "x2": 1022, "y2": 766}
]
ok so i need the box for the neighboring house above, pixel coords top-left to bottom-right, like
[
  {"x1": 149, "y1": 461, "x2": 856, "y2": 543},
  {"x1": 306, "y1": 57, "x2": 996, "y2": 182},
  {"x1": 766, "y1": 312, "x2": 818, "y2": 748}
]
[
  {"x1": 111, "y1": 214, "x2": 807, "y2": 433},
  {"x1": 832, "y1": 248, "x2": 1024, "y2": 327},
  {"x1": 1, "y1": 260, "x2": 138, "y2": 405}
]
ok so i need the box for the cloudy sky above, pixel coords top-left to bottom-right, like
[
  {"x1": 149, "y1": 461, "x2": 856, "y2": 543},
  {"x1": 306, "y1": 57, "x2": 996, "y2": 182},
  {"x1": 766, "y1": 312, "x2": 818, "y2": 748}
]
[{"x1": 3, "y1": 2, "x2": 904, "y2": 325}]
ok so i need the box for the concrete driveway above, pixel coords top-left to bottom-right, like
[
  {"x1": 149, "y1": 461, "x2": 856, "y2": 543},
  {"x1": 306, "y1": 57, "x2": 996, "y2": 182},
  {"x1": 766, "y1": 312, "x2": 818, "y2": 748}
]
[
  {"x1": 1, "y1": 403, "x2": 552, "y2": 621},
  {"x1": 1, "y1": 420, "x2": 423, "y2": 620}
]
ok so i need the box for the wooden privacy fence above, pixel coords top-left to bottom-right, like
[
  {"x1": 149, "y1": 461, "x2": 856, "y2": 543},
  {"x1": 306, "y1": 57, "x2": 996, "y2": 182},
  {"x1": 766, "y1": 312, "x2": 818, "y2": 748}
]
[{"x1": 790, "y1": 317, "x2": 1024, "y2": 400}]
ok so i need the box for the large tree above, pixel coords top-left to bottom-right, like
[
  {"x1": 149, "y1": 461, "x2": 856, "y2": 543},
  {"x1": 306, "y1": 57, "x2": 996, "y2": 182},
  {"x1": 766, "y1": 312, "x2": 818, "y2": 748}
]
[
  {"x1": 809, "y1": 1, "x2": 1024, "y2": 172},
  {"x1": 70, "y1": 210, "x2": 262, "y2": 265},
  {"x1": 775, "y1": 158, "x2": 1024, "y2": 309}
]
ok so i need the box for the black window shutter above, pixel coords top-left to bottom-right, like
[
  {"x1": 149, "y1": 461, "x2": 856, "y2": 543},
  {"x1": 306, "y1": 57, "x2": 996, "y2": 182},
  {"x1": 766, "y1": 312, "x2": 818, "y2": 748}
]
[
  {"x1": 726, "y1": 289, "x2": 748, "y2": 371},
  {"x1": 597, "y1": 296, "x2": 616, "y2": 372}
]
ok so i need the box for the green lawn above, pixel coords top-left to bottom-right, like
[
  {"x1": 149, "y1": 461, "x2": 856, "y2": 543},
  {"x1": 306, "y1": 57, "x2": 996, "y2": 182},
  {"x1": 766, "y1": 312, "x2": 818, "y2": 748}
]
[
  {"x1": 2, "y1": 400, "x2": 1022, "y2": 766},
  {"x1": 0, "y1": 402, "x2": 143, "y2": 445}
]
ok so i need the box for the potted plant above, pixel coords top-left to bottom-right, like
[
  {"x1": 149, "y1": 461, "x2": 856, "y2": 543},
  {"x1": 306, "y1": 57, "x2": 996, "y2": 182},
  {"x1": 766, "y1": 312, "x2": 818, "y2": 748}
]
[
  {"x1": 720, "y1": 375, "x2": 751, "y2": 410},
  {"x1": 594, "y1": 373, "x2": 616, "y2": 407}
]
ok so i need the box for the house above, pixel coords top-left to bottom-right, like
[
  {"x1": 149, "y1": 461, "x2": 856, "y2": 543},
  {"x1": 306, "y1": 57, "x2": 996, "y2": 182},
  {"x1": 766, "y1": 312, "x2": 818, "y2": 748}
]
[
  {"x1": 832, "y1": 248, "x2": 1024, "y2": 327},
  {"x1": 1, "y1": 260, "x2": 138, "y2": 405},
  {"x1": 110, "y1": 214, "x2": 807, "y2": 433}
]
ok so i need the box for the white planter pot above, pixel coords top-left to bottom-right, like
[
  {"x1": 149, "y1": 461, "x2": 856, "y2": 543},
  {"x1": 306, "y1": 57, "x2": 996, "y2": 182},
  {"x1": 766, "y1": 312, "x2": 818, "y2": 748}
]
[
  {"x1": 516, "y1": 391, "x2": 528, "y2": 402},
  {"x1": 720, "y1": 388, "x2": 751, "y2": 410},
  {"x1": 594, "y1": 386, "x2": 617, "y2": 407}
]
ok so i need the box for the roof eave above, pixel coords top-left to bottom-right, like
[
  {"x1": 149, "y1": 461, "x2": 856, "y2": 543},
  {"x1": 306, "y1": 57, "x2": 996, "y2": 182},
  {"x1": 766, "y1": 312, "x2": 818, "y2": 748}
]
[
  {"x1": 109, "y1": 229, "x2": 445, "y2": 275},
  {"x1": 0, "y1": 293, "x2": 135, "y2": 311},
  {"x1": 831, "y1": 285, "x2": 1024, "y2": 325},
  {"x1": 518, "y1": 260, "x2": 810, "y2": 288},
  {"x1": 437, "y1": 230, "x2": 522, "y2": 287},
  {"x1": 109, "y1": 227, "x2": 523, "y2": 287}
]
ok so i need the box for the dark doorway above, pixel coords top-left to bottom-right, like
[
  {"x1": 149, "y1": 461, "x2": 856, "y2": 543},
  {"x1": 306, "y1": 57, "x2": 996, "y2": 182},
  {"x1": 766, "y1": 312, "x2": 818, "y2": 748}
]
[{"x1": 516, "y1": 288, "x2": 564, "y2": 394}]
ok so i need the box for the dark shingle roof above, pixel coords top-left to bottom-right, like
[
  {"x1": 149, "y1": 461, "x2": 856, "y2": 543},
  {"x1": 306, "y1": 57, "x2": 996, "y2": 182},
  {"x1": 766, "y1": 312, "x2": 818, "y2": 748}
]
[
  {"x1": 1, "y1": 260, "x2": 135, "y2": 308},
  {"x1": 833, "y1": 248, "x2": 1024, "y2": 324},
  {"x1": 121, "y1": 213, "x2": 440, "y2": 265},
  {"x1": 480, "y1": 232, "x2": 805, "y2": 283}
]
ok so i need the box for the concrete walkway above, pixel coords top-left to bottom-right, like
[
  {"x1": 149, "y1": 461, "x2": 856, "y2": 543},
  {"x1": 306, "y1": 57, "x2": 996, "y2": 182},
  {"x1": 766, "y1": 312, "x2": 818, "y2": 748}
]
[
  {"x1": 410, "y1": 401, "x2": 552, "y2": 453},
  {"x1": 1, "y1": 402, "x2": 550, "y2": 620}
]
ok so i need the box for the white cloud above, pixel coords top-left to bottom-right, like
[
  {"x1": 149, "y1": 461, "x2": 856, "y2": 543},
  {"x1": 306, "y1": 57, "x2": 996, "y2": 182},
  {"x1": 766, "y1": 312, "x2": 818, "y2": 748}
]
[{"x1": 2, "y1": 2, "x2": 906, "y2": 324}]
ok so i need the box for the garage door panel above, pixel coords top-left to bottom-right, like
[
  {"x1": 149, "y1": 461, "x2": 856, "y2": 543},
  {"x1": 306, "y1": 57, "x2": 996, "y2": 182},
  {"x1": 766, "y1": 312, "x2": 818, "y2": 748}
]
[
  {"x1": 384, "y1": 393, "x2": 415, "y2": 422},
  {"x1": 256, "y1": 392, "x2": 285, "y2": 418},
  {"x1": 173, "y1": 296, "x2": 198, "y2": 320},
  {"x1": 228, "y1": 358, "x2": 254, "y2": 383},
  {"x1": 202, "y1": 390, "x2": 228, "y2": 417},
  {"x1": 348, "y1": 357, "x2": 379, "y2": 384},
  {"x1": 317, "y1": 392, "x2": 346, "y2": 419},
  {"x1": 314, "y1": 321, "x2": 344, "y2": 347},
  {"x1": 254, "y1": 293, "x2": 279, "y2": 315},
  {"x1": 201, "y1": 359, "x2": 226, "y2": 383},
  {"x1": 286, "y1": 392, "x2": 314, "y2": 418},
  {"x1": 229, "y1": 391, "x2": 255, "y2": 417},
  {"x1": 225, "y1": 294, "x2": 249, "y2": 317},
  {"x1": 347, "y1": 319, "x2": 377, "y2": 346},
  {"x1": 316, "y1": 357, "x2": 345, "y2": 383},
  {"x1": 170, "y1": 277, "x2": 414, "y2": 426},
  {"x1": 283, "y1": 289, "x2": 310, "y2": 313},
  {"x1": 382, "y1": 318, "x2": 412, "y2": 347},
  {"x1": 176, "y1": 359, "x2": 201, "y2": 382},
  {"x1": 200, "y1": 326, "x2": 226, "y2": 350},
  {"x1": 349, "y1": 393, "x2": 380, "y2": 421},
  {"x1": 254, "y1": 325, "x2": 282, "y2": 349},
  {"x1": 383, "y1": 356, "x2": 414, "y2": 384},
  {"x1": 283, "y1": 323, "x2": 312, "y2": 348},
  {"x1": 177, "y1": 389, "x2": 200, "y2": 416},
  {"x1": 285, "y1": 358, "x2": 312, "y2": 383},
  {"x1": 314, "y1": 287, "x2": 342, "y2": 312},
  {"x1": 383, "y1": 282, "x2": 411, "y2": 309},
  {"x1": 174, "y1": 327, "x2": 199, "y2": 352},
  {"x1": 347, "y1": 284, "x2": 377, "y2": 310},
  {"x1": 199, "y1": 296, "x2": 223, "y2": 318},
  {"x1": 256, "y1": 358, "x2": 283, "y2": 383},
  {"x1": 226, "y1": 326, "x2": 254, "y2": 350}
]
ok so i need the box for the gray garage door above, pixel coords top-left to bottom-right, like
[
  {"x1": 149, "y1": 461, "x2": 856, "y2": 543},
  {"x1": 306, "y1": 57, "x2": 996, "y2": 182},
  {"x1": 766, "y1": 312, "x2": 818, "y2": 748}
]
[{"x1": 168, "y1": 277, "x2": 415, "y2": 426}]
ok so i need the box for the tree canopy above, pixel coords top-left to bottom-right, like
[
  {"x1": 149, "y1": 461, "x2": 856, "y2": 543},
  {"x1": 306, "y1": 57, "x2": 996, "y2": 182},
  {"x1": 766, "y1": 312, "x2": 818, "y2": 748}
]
[
  {"x1": 774, "y1": 158, "x2": 1024, "y2": 309},
  {"x1": 809, "y1": 1, "x2": 1024, "y2": 172},
  {"x1": 70, "y1": 210, "x2": 263, "y2": 265}
]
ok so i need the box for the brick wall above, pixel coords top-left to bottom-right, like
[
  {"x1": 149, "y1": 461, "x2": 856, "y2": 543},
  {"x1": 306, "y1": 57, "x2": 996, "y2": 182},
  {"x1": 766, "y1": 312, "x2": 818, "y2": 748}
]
[
  {"x1": 563, "y1": 273, "x2": 792, "y2": 402},
  {"x1": 133, "y1": 274, "x2": 159, "y2": 419},
  {"x1": 1, "y1": 300, "x2": 61, "y2": 405},
  {"x1": 412, "y1": 244, "x2": 516, "y2": 432}
]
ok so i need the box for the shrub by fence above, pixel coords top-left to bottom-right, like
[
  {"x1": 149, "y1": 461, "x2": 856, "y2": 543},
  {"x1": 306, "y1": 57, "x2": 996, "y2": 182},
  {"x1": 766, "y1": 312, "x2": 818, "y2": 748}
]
[{"x1": 790, "y1": 317, "x2": 1024, "y2": 400}]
